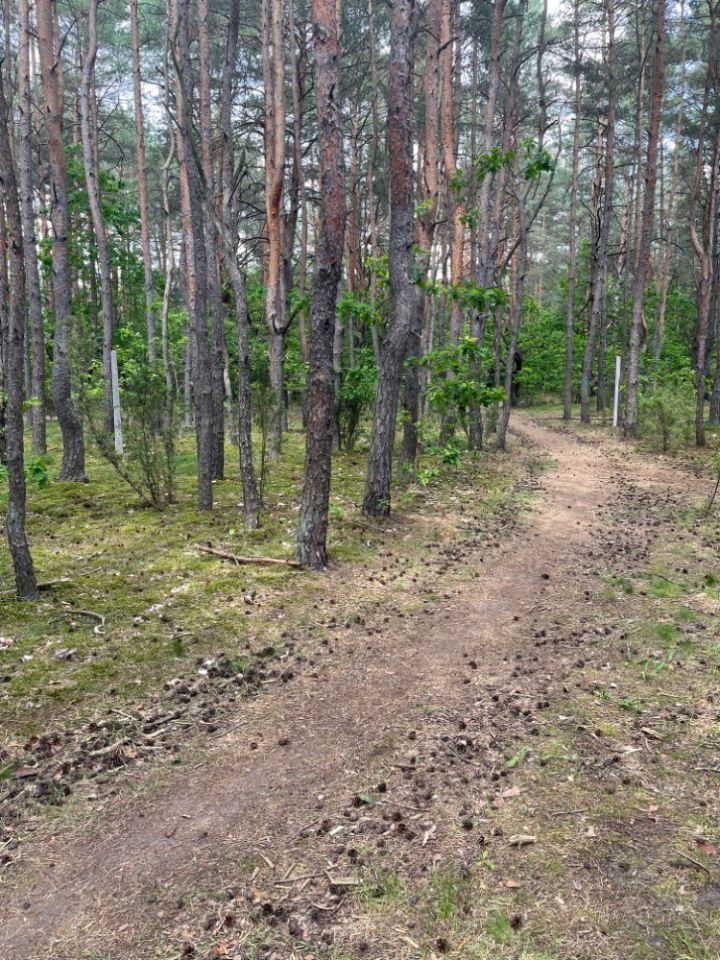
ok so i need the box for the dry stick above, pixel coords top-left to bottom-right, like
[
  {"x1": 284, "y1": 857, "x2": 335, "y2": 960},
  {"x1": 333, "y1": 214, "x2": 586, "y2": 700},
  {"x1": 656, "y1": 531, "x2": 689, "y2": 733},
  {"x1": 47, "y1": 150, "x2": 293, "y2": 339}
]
[
  {"x1": 706, "y1": 471, "x2": 720, "y2": 515},
  {"x1": 197, "y1": 545, "x2": 302, "y2": 568},
  {"x1": 675, "y1": 850, "x2": 712, "y2": 877}
]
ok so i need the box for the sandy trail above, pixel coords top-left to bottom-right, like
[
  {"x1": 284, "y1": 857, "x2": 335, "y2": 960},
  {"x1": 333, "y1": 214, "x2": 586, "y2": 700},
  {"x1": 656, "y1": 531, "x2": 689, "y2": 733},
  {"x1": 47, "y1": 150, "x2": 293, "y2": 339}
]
[{"x1": 0, "y1": 416, "x2": 671, "y2": 959}]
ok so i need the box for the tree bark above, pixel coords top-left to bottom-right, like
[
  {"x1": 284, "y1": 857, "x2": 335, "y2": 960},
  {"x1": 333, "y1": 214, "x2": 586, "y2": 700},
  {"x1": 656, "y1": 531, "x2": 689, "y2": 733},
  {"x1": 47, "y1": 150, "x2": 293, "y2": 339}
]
[
  {"x1": 653, "y1": 0, "x2": 685, "y2": 366},
  {"x1": 580, "y1": 0, "x2": 615, "y2": 423},
  {"x1": 296, "y1": 0, "x2": 345, "y2": 568},
  {"x1": 262, "y1": 0, "x2": 288, "y2": 459},
  {"x1": 197, "y1": 0, "x2": 225, "y2": 480},
  {"x1": 563, "y1": 0, "x2": 581, "y2": 420},
  {"x1": 439, "y1": 0, "x2": 464, "y2": 342},
  {"x1": 80, "y1": 0, "x2": 116, "y2": 434},
  {"x1": 400, "y1": 0, "x2": 440, "y2": 470},
  {"x1": 218, "y1": 0, "x2": 260, "y2": 529},
  {"x1": 37, "y1": 0, "x2": 87, "y2": 481},
  {"x1": 129, "y1": 0, "x2": 157, "y2": 366},
  {"x1": 363, "y1": 0, "x2": 417, "y2": 516},
  {"x1": 172, "y1": 0, "x2": 214, "y2": 509},
  {"x1": 687, "y1": 0, "x2": 718, "y2": 447},
  {"x1": 624, "y1": 0, "x2": 665, "y2": 438},
  {"x1": 17, "y1": 0, "x2": 46, "y2": 454},
  {"x1": 0, "y1": 68, "x2": 39, "y2": 598}
]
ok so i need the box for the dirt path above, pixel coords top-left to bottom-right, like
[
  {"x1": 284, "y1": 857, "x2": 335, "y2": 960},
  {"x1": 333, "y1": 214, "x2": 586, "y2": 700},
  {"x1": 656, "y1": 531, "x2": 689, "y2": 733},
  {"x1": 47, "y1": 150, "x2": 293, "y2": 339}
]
[{"x1": 0, "y1": 416, "x2": 703, "y2": 960}]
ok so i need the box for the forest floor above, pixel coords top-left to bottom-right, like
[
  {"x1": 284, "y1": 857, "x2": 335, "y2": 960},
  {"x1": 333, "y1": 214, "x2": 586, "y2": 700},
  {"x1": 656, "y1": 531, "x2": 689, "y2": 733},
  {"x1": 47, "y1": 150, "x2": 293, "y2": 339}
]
[{"x1": 1, "y1": 413, "x2": 720, "y2": 960}]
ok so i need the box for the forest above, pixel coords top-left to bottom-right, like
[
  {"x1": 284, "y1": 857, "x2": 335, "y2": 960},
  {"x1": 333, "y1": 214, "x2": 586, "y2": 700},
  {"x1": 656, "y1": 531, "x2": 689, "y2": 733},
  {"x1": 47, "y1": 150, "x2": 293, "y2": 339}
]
[{"x1": 1, "y1": 0, "x2": 720, "y2": 957}]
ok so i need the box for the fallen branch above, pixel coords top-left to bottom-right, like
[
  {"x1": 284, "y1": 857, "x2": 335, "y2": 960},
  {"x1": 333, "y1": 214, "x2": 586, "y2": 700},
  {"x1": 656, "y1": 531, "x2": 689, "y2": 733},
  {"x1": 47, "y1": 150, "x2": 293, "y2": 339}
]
[
  {"x1": 0, "y1": 578, "x2": 71, "y2": 601},
  {"x1": 706, "y1": 470, "x2": 720, "y2": 515},
  {"x1": 48, "y1": 609, "x2": 106, "y2": 635},
  {"x1": 197, "y1": 545, "x2": 302, "y2": 569}
]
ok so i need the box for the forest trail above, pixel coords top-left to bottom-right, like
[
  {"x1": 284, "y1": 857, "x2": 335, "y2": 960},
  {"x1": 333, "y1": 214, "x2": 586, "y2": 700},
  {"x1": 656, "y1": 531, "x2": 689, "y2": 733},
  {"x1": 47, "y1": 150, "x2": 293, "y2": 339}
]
[{"x1": 0, "y1": 416, "x2": 708, "y2": 960}]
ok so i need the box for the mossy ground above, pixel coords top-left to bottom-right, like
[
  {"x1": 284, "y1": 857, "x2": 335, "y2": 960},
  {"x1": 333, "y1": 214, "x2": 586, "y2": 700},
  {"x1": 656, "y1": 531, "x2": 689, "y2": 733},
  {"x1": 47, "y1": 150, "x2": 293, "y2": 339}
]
[{"x1": 0, "y1": 419, "x2": 524, "y2": 744}]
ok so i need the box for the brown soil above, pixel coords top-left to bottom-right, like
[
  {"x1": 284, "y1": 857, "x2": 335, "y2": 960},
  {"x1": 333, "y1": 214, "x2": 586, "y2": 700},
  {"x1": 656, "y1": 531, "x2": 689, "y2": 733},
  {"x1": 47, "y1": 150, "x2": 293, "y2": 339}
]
[{"x1": 1, "y1": 415, "x2": 717, "y2": 960}]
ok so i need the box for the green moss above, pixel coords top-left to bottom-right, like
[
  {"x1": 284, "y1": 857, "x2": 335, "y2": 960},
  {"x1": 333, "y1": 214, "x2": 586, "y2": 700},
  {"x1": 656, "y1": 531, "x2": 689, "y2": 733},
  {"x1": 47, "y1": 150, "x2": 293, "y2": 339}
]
[{"x1": 1, "y1": 421, "x2": 528, "y2": 740}]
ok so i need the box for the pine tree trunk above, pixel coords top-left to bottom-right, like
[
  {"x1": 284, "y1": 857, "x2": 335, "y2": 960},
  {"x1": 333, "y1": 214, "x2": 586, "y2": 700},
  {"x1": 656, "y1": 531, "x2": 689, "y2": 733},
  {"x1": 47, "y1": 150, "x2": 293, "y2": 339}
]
[
  {"x1": 220, "y1": 0, "x2": 260, "y2": 529},
  {"x1": 37, "y1": 0, "x2": 86, "y2": 481},
  {"x1": 625, "y1": 0, "x2": 665, "y2": 438},
  {"x1": 262, "y1": 0, "x2": 287, "y2": 460},
  {"x1": 296, "y1": 0, "x2": 345, "y2": 568},
  {"x1": 467, "y1": 0, "x2": 506, "y2": 449},
  {"x1": 439, "y1": 0, "x2": 464, "y2": 343},
  {"x1": 654, "y1": 0, "x2": 685, "y2": 366},
  {"x1": 197, "y1": 0, "x2": 225, "y2": 480},
  {"x1": 129, "y1": 0, "x2": 157, "y2": 366},
  {"x1": 563, "y1": 0, "x2": 581, "y2": 420},
  {"x1": 172, "y1": 0, "x2": 214, "y2": 509},
  {"x1": 400, "y1": 0, "x2": 440, "y2": 470},
  {"x1": 0, "y1": 69, "x2": 39, "y2": 598},
  {"x1": 18, "y1": 0, "x2": 46, "y2": 454},
  {"x1": 581, "y1": 0, "x2": 616, "y2": 423},
  {"x1": 363, "y1": 0, "x2": 417, "y2": 516},
  {"x1": 80, "y1": 0, "x2": 116, "y2": 434}
]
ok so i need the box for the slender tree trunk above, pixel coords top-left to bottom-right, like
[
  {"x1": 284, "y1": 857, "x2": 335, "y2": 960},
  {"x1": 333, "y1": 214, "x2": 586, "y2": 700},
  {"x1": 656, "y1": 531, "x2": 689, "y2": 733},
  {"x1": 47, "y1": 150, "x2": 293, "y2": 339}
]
[
  {"x1": 363, "y1": 0, "x2": 417, "y2": 516},
  {"x1": 80, "y1": 0, "x2": 116, "y2": 434},
  {"x1": 217, "y1": 0, "x2": 260, "y2": 528},
  {"x1": 496, "y1": 4, "x2": 529, "y2": 450},
  {"x1": 196, "y1": 0, "x2": 225, "y2": 479},
  {"x1": 290, "y1": 0, "x2": 309, "y2": 364},
  {"x1": 625, "y1": 0, "x2": 665, "y2": 438},
  {"x1": 18, "y1": 0, "x2": 46, "y2": 454},
  {"x1": 439, "y1": 0, "x2": 464, "y2": 342},
  {"x1": 687, "y1": 2, "x2": 718, "y2": 447},
  {"x1": 366, "y1": 0, "x2": 381, "y2": 362},
  {"x1": 563, "y1": 0, "x2": 581, "y2": 420},
  {"x1": 129, "y1": 0, "x2": 157, "y2": 366},
  {"x1": 262, "y1": 0, "x2": 287, "y2": 459},
  {"x1": 400, "y1": 0, "x2": 440, "y2": 470},
  {"x1": 296, "y1": 0, "x2": 345, "y2": 568},
  {"x1": 0, "y1": 69, "x2": 39, "y2": 598},
  {"x1": 37, "y1": 0, "x2": 86, "y2": 481},
  {"x1": 467, "y1": 0, "x2": 507, "y2": 448},
  {"x1": 580, "y1": 0, "x2": 615, "y2": 423},
  {"x1": 172, "y1": 0, "x2": 214, "y2": 509},
  {"x1": 654, "y1": 0, "x2": 685, "y2": 365}
]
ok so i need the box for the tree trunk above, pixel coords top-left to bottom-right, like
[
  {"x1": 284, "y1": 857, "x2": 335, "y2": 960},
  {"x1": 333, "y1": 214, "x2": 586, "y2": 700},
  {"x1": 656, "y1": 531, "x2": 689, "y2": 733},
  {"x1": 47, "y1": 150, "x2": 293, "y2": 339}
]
[
  {"x1": 363, "y1": 0, "x2": 417, "y2": 516},
  {"x1": 439, "y1": 0, "x2": 464, "y2": 342},
  {"x1": 654, "y1": 0, "x2": 685, "y2": 366},
  {"x1": 296, "y1": 0, "x2": 345, "y2": 568},
  {"x1": 687, "y1": 2, "x2": 718, "y2": 447},
  {"x1": 366, "y1": 0, "x2": 381, "y2": 359},
  {"x1": 172, "y1": 0, "x2": 214, "y2": 509},
  {"x1": 563, "y1": 0, "x2": 581, "y2": 420},
  {"x1": 80, "y1": 0, "x2": 116, "y2": 434},
  {"x1": 262, "y1": 0, "x2": 288, "y2": 459},
  {"x1": 37, "y1": 0, "x2": 87, "y2": 481},
  {"x1": 0, "y1": 68, "x2": 39, "y2": 598},
  {"x1": 217, "y1": 0, "x2": 260, "y2": 528},
  {"x1": 129, "y1": 0, "x2": 157, "y2": 366},
  {"x1": 625, "y1": 0, "x2": 665, "y2": 439},
  {"x1": 17, "y1": 0, "x2": 46, "y2": 454},
  {"x1": 580, "y1": 0, "x2": 615, "y2": 423},
  {"x1": 400, "y1": 0, "x2": 440, "y2": 470},
  {"x1": 197, "y1": 0, "x2": 225, "y2": 479}
]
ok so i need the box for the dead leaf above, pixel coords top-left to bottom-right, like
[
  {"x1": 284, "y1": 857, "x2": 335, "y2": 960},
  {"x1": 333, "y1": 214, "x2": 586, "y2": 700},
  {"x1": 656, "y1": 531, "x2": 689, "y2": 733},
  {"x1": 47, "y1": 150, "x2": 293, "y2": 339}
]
[
  {"x1": 11, "y1": 766, "x2": 38, "y2": 779},
  {"x1": 492, "y1": 784, "x2": 521, "y2": 808}
]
